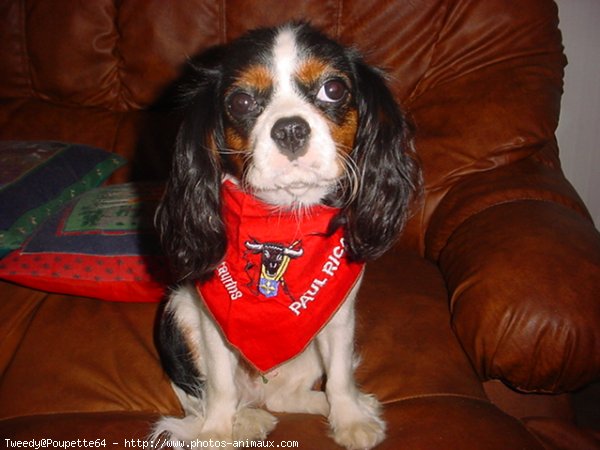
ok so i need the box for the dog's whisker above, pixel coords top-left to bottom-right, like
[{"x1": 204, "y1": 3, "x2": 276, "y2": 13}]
[
  {"x1": 335, "y1": 151, "x2": 360, "y2": 207},
  {"x1": 218, "y1": 147, "x2": 247, "y2": 156}
]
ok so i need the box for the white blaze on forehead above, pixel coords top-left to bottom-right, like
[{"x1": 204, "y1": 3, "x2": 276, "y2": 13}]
[
  {"x1": 246, "y1": 25, "x2": 341, "y2": 207},
  {"x1": 272, "y1": 27, "x2": 300, "y2": 95}
]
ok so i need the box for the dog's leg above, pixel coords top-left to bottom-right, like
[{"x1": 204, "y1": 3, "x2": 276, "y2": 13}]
[
  {"x1": 151, "y1": 285, "x2": 239, "y2": 442},
  {"x1": 150, "y1": 286, "x2": 207, "y2": 445},
  {"x1": 264, "y1": 342, "x2": 329, "y2": 416},
  {"x1": 196, "y1": 301, "x2": 278, "y2": 441},
  {"x1": 194, "y1": 300, "x2": 243, "y2": 441},
  {"x1": 152, "y1": 284, "x2": 276, "y2": 443},
  {"x1": 316, "y1": 278, "x2": 386, "y2": 450}
]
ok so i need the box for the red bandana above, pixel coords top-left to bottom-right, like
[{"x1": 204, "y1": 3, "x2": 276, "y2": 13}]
[{"x1": 196, "y1": 181, "x2": 364, "y2": 373}]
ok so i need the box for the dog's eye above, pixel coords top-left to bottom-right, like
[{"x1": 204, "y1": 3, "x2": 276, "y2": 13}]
[
  {"x1": 316, "y1": 80, "x2": 348, "y2": 103},
  {"x1": 228, "y1": 92, "x2": 258, "y2": 118}
]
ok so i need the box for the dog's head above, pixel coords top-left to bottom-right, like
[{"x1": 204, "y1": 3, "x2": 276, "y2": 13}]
[{"x1": 157, "y1": 22, "x2": 420, "y2": 281}]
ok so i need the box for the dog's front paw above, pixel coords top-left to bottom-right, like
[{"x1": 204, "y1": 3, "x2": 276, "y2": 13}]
[
  {"x1": 329, "y1": 394, "x2": 386, "y2": 450},
  {"x1": 332, "y1": 418, "x2": 386, "y2": 450},
  {"x1": 233, "y1": 407, "x2": 278, "y2": 442}
]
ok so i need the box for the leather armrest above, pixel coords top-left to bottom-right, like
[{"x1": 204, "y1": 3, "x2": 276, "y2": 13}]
[{"x1": 438, "y1": 199, "x2": 600, "y2": 392}]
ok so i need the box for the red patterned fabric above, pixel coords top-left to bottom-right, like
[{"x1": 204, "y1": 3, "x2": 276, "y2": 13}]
[
  {"x1": 197, "y1": 181, "x2": 364, "y2": 372},
  {"x1": 0, "y1": 182, "x2": 169, "y2": 302}
]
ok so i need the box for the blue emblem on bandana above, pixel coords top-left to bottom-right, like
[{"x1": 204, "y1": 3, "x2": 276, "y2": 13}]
[{"x1": 259, "y1": 277, "x2": 279, "y2": 298}]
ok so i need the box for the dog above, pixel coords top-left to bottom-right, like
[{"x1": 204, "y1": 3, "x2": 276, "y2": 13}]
[{"x1": 151, "y1": 22, "x2": 419, "y2": 450}]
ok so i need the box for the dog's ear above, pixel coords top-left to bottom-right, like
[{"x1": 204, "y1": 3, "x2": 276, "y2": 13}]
[
  {"x1": 338, "y1": 60, "x2": 421, "y2": 261},
  {"x1": 156, "y1": 58, "x2": 227, "y2": 282}
]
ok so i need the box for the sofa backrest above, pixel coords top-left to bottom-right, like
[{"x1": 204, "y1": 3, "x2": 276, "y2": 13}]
[{"x1": 1, "y1": 0, "x2": 579, "y2": 253}]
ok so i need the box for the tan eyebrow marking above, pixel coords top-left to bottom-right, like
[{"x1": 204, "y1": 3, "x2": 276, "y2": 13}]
[
  {"x1": 234, "y1": 65, "x2": 273, "y2": 91},
  {"x1": 296, "y1": 57, "x2": 332, "y2": 86}
]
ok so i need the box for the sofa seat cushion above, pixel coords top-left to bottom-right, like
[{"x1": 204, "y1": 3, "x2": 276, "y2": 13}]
[
  {"x1": 0, "y1": 402, "x2": 545, "y2": 450},
  {"x1": 0, "y1": 250, "x2": 545, "y2": 448}
]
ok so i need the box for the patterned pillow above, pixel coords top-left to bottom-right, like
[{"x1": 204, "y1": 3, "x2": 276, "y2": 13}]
[
  {"x1": 0, "y1": 182, "x2": 171, "y2": 302},
  {"x1": 0, "y1": 141, "x2": 126, "y2": 256}
]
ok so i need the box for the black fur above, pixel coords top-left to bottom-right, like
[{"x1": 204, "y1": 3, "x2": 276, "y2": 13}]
[
  {"x1": 155, "y1": 29, "x2": 281, "y2": 282},
  {"x1": 157, "y1": 309, "x2": 205, "y2": 398},
  {"x1": 156, "y1": 22, "x2": 420, "y2": 282},
  {"x1": 331, "y1": 60, "x2": 421, "y2": 261},
  {"x1": 155, "y1": 63, "x2": 227, "y2": 282}
]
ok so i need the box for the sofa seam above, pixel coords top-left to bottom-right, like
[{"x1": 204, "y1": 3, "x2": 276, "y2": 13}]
[
  {"x1": 335, "y1": 0, "x2": 344, "y2": 39},
  {"x1": 433, "y1": 196, "x2": 592, "y2": 265},
  {"x1": 384, "y1": 391, "x2": 546, "y2": 447},
  {"x1": 384, "y1": 392, "x2": 490, "y2": 407},
  {"x1": 0, "y1": 408, "x2": 168, "y2": 425},
  {"x1": 0, "y1": 289, "x2": 47, "y2": 387},
  {"x1": 219, "y1": 0, "x2": 227, "y2": 44},
  {"x1": 404, "y1": 0, "x2": 452, "y2": 108},
  {"x1": 17, "y1": 0, "x2": 35, "y2": 100},
  {"x1": 424, "y1": 142, "x2": 594, "y2": 262},
  {"x1": 111, "y1": 0, "x2": 129, "y2": 112}
]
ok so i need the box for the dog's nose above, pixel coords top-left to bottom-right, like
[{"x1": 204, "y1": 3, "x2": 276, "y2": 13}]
[{"x1": 271, "y1": 116, "x2": 311, "y2": 160}]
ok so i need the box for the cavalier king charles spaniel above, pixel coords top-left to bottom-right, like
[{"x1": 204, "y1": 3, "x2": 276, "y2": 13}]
[{"x1": 151, "y1": 22, "x2": 419, "y2": 450}]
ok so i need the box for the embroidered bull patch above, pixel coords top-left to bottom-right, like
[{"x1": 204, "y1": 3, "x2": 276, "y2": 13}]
[{"x1": 244, "y1": 239, "x2": 303, "y2": 298}]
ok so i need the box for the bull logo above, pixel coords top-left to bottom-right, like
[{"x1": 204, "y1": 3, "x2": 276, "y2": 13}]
[{"x1": 244, "y1": 239, "x2": 303, "y2": 298}]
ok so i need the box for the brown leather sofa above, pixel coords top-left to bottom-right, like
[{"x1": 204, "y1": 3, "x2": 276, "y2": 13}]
[{"x1": 1, "y1": 1, "x2": 599, "y2": 449}]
